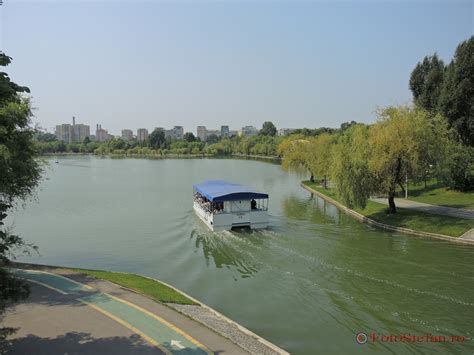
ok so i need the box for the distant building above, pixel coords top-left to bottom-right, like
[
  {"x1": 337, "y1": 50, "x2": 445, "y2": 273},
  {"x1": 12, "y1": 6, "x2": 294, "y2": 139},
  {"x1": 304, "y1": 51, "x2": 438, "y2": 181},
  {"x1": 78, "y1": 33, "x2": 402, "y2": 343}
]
[
  {"x1": 137, "y1": 128, "x2": 149, "y2": 142},
  {"x1": 278, "y1": 128, "x2": 296, "y2": 136},
  {"x1": 165, "y1": 126, "x2": 184, "y2": 140},
  {"x1": 73, "y1": 124, "x2": 90, "y2": 143},
  {"x1": 220, "y1": 125, "x2": 229, "y2": 138},
  {"x1": 55, "y1": 117, "x2": 90, "y2": 143},
  {"x1": 240, "y1": 125, "x2": 258, "y2": 137},
  {"x1": 96, "y1": 124, "x2": 111, "y2": 142},
  {"x1": 196, "y1": 126, "x2": 207, "y2": 141},
  {"x1": 55, "y1": 124, "x2": 72, "y2": 143},
  {"x1": 121, "y1": 129, "x2": 133, "y2": 141}
]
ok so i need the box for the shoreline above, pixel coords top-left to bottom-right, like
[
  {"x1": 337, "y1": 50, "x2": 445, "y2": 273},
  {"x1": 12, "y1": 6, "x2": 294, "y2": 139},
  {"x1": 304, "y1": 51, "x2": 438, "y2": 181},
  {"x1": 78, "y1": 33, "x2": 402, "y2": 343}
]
[
  {"x1": 301, "y1": 182, "x2": 474, "y2": 245},
  {"x1": 40, "y1": 152, "x2": 281, "y2": 162}
]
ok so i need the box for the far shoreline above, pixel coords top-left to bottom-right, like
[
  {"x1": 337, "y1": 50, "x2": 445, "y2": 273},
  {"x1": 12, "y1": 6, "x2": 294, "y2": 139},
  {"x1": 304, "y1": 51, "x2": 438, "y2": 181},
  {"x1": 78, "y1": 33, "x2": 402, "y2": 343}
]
[{"x1": 41, "y1": 152, "x2": 282, "y2": 163}]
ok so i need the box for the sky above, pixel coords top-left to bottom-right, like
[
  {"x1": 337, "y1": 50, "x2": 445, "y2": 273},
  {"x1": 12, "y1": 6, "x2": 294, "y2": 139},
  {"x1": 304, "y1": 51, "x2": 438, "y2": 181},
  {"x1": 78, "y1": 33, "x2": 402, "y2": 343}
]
[{"x1": 1, "y1": 0, "x2": 472, "y2": 135}]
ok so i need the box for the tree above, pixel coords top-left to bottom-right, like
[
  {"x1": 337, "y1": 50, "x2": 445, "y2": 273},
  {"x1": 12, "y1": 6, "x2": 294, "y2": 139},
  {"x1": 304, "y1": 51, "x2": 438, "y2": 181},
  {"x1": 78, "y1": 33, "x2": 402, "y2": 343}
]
[
  {"x1": 0, "y1": 51, "x2": 42, "y2": 348},
  {"x1": 82, "y1": 136, "x2": 90, "y2": 145},
  {"x1": 278, "y1": 135, "x2": 316, "y2": 181},
  {"x1": 148, "y1": 128, "x2": 166, "y2": 149},
  {"x1": 307, "y1": 134, "x2": 336, "y2": 188},
  {"x1": 183, "y1": 132, "x2": 196, "y2": 142},
  {"x1": 409, "y1": 53, "x2": 445, "y2": 112},
  {"x1": 339, "y1": 120, "x2": 358, "y2": 131},
  {"x1": 259, "y1": 121, "x2": 277, "y2": 136},
  {"x1": 331, "y1": 125, "x2": 373, "y2": 209},
  {"x1": 206, "y1": 134, "x2": 219, "y2": 144},
  {"x1": 440, "y1": 143, "x2": 474, "y2": 191},
  {"x1": 438, "y1": 36, "x2": 474, "y2": 146},
  {"x1": 410, "y1": 113, "x2": 450, "y2": 188},
  {"x1": 34, "y1": 131, "x2": 57, "y2": 142},
  {"x1": 368, "y1": 106, "x2": 442, "y2": 214}
]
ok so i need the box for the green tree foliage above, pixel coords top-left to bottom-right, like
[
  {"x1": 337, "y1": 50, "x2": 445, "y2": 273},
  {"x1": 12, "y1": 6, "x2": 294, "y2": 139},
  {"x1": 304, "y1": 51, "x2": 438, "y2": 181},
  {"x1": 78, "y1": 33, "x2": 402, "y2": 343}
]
[
  {"x1": 410, "y1": 113, "x2": 451, "y2": 188},
  {"x1": 206, "y1": 134, "x2": 219, "y2": 144},
  {"x1": 34, "y1": 131, "x2": 57, "y2": 142},
  {"x1": 279, "y1": 105, "x2": 453, "y2": 212},
  {"x1": 339, "y1": 120, "x2": 358, "y2": 131},
  {"x1": 291, "y1": 127, "x2": 336, "y2": 136},
  {"x1": 183, "y1": 132, "x2": 196, "y2": 142},
  {"x1": 409, "y1": 53, "x2": 445, "y2": 112},
  {"x1": 368, "y1": 106, "x2": 444, "y2": 213},
  {"x1": 148, "y1": 128, "x2": 166, "y2": 149},
  {"x1": 440, "y1": 143, "x2": 474, "y2": 191},
  {"x1": 259, "y1": 121, "x2": 277, "y2": 136},
  {"x1": 278, "y1": 135, "x2": 316, "y2": 181},
  {"x1": 308, "y1": 134, "x2": 336, "y2": 188},
  {"x1": 279, "y1": 134, "x2": 336, "y2": 185},
  {"x1": 331, "y1": 124, "x2": 373, "y2": 209},
  {"x1": 0, "y1": 51, "x2": 42, "y2": 348},
  {"x1": 438, "y1": 36, "x2": 474, "y2": 146}
]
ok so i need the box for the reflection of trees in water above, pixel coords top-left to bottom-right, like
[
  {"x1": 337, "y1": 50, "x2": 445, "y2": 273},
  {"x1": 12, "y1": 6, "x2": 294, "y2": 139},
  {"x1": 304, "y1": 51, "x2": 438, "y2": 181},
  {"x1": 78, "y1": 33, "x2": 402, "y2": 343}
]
[
  {"x1": 190, "y1": 229, "x2": 262, "y2": 278},
  {"x1": 282, "y1": 194, "x2": 340, "y2": 224}
]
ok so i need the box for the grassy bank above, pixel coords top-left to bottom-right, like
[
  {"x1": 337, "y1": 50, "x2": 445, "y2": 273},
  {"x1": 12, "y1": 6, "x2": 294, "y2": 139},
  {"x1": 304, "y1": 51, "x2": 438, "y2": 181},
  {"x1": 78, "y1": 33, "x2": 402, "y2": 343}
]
[
  {"x1": 303, "y1": 181, "x2": 473, "y2": 237},
  {"x1": 72, "y1": 268, "x2": 197, "y2": 305},
  {"x1": 399, "y1": 180, "x2": 474, "y2": 210},
  {"x1": 13, "y1": 262, "x2": 197, "y2": 304}
]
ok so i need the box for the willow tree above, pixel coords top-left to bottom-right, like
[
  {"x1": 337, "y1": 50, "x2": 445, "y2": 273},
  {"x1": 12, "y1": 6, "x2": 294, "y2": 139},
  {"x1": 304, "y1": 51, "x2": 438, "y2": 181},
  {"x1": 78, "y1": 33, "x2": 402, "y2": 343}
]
[
  {"x1": 307, "y1": 133, "x2": 336, "y2": 188},
  {"x1": 331, "y1": 124, "x2": 373, "y2": 209},
  {"x1": 278, "y1": 135, "x2": 316, "y2": 181},
  {"x1": 368, "y1": 106, "x2": 442, "y2": 214}
]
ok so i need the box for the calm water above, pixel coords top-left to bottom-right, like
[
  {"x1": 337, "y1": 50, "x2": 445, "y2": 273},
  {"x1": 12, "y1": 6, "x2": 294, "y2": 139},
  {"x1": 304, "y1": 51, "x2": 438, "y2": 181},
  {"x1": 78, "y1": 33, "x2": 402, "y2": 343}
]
[{"x1": 7, "y1": 156, "x2": 474, "y2": 354}]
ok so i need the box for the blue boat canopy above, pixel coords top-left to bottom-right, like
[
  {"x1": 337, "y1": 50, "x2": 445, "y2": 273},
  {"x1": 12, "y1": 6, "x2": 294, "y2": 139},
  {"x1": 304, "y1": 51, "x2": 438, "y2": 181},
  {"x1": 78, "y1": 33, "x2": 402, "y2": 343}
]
[{"x1": 193, "y1": 180, "x2": 269, "y2": 202}]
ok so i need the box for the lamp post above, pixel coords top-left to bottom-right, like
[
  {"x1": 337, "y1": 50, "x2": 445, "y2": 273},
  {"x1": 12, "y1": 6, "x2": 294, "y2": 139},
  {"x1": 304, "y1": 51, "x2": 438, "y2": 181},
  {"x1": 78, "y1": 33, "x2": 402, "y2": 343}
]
[{"x1": 405, "y1": 174, "x2": 408, "y2": 199}]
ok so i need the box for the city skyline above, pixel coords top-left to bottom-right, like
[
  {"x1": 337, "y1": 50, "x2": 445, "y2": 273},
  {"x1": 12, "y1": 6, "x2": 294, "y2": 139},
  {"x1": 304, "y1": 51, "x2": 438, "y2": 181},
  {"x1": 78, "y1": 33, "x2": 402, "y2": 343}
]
[
  {"x1": 2, "y1": 1, "x2": 472, "y2": 134},
  {"x1": 53, "y1": 116, "x2": 275, "y2": 141}
]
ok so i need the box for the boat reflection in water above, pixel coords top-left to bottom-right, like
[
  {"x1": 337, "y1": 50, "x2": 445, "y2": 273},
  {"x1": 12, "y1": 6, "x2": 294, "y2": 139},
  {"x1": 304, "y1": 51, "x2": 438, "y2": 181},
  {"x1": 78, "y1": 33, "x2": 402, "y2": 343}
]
[{"x1": 190, "y1": 228, "x2": 265, "y2": 279}]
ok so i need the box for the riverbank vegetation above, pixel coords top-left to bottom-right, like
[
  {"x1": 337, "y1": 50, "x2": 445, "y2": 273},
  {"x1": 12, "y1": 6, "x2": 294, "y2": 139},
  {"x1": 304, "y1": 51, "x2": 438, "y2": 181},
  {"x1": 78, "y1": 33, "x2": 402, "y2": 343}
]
[
  {"x1": 303, "y1": 182, "x2": 473, "y2": 237},
  {"x1": 281, "y1": 36, "x2": 473, "y2": 215},
  {"x1": 32, "y1": 36, "x2": 474, "y2": 217}
]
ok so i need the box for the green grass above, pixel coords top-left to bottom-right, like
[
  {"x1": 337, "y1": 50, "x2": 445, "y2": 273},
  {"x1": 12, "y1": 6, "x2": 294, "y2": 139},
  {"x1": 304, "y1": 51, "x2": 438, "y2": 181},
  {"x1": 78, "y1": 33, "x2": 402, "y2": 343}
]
[
  {"x1": 397, "y1": 180, "x2": 474, "y2": 210},
  {"x1": 303, "y1": 181, "x2": 474, "y2": 237},
  {"x1": 72, "y1": 268, "x2": 197, "y2": 305}
]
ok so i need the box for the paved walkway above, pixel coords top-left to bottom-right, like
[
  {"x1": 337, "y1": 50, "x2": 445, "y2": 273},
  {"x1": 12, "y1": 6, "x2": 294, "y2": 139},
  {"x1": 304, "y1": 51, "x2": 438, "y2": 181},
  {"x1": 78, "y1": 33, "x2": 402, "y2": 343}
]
[
  {"x1": 370, "y1": 198, "x2": 474, "y2": 220},
  {"x1": 460, "y1": 229, "x2": 474, "y2": 241},
  {"x1": 3, "y1": 268, "x2": 250, "y2": 354}
]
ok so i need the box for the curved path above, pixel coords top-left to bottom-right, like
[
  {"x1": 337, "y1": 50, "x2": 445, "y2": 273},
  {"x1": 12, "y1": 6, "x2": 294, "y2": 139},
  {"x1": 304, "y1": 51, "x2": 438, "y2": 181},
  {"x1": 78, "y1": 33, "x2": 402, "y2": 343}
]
[
  {"x1": 370, "y1": 197, "x2": 474, "y2": 219},
  {"x1": 3, "y1": 268, "x2": 250, "y2": 354}
]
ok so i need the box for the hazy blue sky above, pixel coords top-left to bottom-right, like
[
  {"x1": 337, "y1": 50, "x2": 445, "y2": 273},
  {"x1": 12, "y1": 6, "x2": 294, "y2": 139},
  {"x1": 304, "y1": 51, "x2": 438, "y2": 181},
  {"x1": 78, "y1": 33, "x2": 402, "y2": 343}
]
[{"x1": 1, "y1": 0, "x2": 472, "y2": 135}]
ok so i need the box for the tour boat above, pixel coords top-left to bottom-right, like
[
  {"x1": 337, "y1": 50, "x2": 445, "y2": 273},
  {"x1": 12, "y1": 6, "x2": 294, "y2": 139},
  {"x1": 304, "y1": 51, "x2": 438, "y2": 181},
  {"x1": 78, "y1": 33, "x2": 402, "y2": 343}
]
[{"x1": 193, "y1": 180, "x2": 269, "y2": 231}]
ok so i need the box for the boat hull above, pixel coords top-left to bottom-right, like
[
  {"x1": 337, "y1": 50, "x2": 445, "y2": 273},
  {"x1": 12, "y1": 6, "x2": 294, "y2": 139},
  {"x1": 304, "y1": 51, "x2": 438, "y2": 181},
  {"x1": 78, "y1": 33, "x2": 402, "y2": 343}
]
[{"x1": 193, "y1": 202, "x2": 268, "y2": 231}]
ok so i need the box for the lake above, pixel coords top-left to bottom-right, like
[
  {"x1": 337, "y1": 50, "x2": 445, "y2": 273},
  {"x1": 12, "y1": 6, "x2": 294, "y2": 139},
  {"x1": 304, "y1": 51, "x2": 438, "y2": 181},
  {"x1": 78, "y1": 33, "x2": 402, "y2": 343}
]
[{"x1": 6, "y1": 156, "x2": 474, "y2": 354}]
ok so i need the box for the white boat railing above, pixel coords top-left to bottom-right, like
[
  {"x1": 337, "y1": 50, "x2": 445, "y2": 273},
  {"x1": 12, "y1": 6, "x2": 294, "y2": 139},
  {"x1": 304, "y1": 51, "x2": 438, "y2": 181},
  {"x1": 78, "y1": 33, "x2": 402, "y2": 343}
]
[{"x1": 193, "y1": 197, "x2": 268, "y2": 215}]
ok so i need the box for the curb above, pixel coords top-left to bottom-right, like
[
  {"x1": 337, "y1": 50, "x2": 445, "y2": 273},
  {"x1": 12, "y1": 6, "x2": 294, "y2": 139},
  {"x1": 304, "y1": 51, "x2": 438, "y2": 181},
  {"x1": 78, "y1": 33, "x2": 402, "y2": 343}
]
[{"x1": 301, "y1": 183, "x2": 474, "y2": 246}]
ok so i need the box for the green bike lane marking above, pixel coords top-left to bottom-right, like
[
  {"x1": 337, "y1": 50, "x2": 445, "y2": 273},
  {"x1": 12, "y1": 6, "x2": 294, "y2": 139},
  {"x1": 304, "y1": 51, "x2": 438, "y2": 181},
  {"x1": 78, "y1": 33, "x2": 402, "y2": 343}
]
[
  {"x1": 9, "y1": 269, "x2": 211, "y2": 355},
  {"x1": 10, "y1": 268, "x2": 91, "y2": 293}
]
